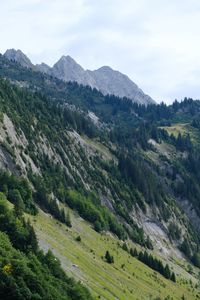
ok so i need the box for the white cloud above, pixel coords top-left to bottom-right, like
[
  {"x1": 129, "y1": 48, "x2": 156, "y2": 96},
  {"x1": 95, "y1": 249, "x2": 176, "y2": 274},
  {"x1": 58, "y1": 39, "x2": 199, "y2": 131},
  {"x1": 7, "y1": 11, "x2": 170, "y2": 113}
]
[{"x1": 1, "y1": 0, "x2": 200, "y2": 103}]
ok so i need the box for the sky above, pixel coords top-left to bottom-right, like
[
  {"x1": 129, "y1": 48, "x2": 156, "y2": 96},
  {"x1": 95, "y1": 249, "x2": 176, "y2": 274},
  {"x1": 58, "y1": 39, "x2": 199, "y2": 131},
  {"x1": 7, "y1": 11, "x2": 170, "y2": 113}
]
[{"x1": 1, "y1": 0, "x2": 200, "y2": 104}]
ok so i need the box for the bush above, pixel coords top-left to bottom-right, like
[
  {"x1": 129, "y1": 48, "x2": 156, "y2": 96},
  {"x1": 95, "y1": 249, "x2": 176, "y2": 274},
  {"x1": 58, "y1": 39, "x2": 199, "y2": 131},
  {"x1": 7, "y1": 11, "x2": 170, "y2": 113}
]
[{"x1": 76, "y1": 235, "x2": 81, "y2": 242}]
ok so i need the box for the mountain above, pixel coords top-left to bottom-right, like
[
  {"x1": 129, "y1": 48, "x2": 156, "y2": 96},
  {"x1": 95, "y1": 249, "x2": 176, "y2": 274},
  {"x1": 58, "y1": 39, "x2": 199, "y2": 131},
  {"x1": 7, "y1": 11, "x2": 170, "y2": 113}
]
[
  {"x1": 36, "y1": 62, "x2": 52, "y2": 74},
  {"x1": 4, "y1": 49, "x2": 155, "y2": 105},
  {"x1": 51, "y1": 55, "x2": 97, "y2": 87},
  {"x1": 49, "y1": 56, "x2": 154, "y2": 105},
  {"x1": 88, "y1": 66, "x2": 153, "y2": 105},
  {"x1": 4, "y1": 49, "x2": 34, "y2": 69},
  {"x1": 0, "y1": 53, "x2": 200, "y2": 299}
]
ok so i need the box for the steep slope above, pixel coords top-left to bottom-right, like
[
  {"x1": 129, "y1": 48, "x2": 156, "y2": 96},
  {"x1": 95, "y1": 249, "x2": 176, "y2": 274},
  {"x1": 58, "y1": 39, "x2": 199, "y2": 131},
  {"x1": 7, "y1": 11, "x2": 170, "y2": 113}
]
[
  {"x1": 0, "y1": 57, "x2": 199, "y2": 241},
  {"x1": 88, "y1": 66, "x2": 153, "y2": 105},
  {"x1": 1, "y1": 58, "x2": 200, "y2": 298},
  {"x1": 0, "y1": 193, "x2": 93, "y2": 300},
  {"x1": 0, "y1": 60, "x2": 198, "y2": 243},
  {"x1": 30, "y1": 208, "x2": 198, "y2": 300},
  {"x1": 51, "y1": 55, "x2": 96, "y2": 87},
  {"x1": 3, "y1": 49, "x2": 155, "y2": 105}
]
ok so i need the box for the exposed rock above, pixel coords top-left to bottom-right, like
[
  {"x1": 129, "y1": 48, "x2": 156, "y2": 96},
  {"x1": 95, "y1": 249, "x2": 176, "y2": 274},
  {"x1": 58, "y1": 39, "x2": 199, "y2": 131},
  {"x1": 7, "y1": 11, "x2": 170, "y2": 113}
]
[
  {"x1": 88, "y1": 66, "x2": 154, "y2": 105},
  {"x1": 88, "y1": 111, "x2": 99, "y2": 125},
  {"x1": 36, "y1": 62, "x2": 52, "y2": 75},
  {"x1": 179, "y1": 199, "x2": 200, "y2": 232},
  {"x1": 51, "y1": 57, "x2": 155, "y2": 105},
  {"x1": 4, "y1": 49, "x2": 155, "y2": 105},
  {"x1": 4, "y1": 49, "x2": 34, "y2": 69},
  {"x1": 51, "y1": 55, "x2": 96, "y2": 87}
]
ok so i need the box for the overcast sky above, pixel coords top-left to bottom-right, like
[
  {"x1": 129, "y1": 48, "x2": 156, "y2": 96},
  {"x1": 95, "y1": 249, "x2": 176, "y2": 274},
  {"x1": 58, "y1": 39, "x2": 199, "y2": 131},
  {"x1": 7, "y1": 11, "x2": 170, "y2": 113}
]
[{"x1": 1, "y1": 0, "x2": 200, "y2": 104}]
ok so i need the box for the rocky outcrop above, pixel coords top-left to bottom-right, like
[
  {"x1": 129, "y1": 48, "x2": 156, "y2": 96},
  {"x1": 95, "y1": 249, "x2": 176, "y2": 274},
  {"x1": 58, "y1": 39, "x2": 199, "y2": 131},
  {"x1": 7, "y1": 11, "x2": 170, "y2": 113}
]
[{"x1": 4, "y1": 49, "x2": 34, "y2": 69}]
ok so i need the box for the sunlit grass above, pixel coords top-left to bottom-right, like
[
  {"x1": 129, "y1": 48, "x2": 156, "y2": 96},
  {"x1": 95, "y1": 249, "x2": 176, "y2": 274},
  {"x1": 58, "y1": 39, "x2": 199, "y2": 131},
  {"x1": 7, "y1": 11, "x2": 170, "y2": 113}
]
[{"x1": 28, "y1": 208, "x2": 199, "y2": 300}]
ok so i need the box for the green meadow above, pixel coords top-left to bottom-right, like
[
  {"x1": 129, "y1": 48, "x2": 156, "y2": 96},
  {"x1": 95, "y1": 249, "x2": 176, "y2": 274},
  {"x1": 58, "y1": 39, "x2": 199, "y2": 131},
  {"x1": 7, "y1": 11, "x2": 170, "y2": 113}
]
[{"x1": 29, "y1": 208, "x2": 199, "y2": 300}]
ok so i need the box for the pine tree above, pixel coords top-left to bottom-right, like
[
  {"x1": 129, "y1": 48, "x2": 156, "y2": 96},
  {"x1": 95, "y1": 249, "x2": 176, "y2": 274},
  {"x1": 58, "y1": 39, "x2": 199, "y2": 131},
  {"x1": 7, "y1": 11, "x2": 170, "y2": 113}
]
[
  {"x1": 180, "y1": 238, "x2": 191, "y2": 258},
  {"x1": 171, "y1": 272, "x2": 176, "y2": 282},
  {"x1": 130, "y1": 248, "x2": 138, "y2": 257},
  {"x1": 105, "y1": 250, "x2": 114, "y2": 264},
  {"x1": 192, "y1": 252, "x2": 200, "y2": 268},
  {"x1": 143, "y1": 251, "x2": 149, "y2": 265},
  {"x1": 26, "y1": 219, "x2": 38, "y2": 253},
  {"x1": 122, "y1": 242, "x2": 128, "y2": 252},
  {"x1": 164, "y1": 264, "x2": 171, "y2": 279},
  {"x1": 13, "y1": 190, "x2": 25, "y2": 217},
  {"x1": 65, "y1": 210, "x2": 72, "y2": 227},
  {"x1": 94, "y1": 220, "x2": 102, "y2": 232},
  {"x1": 138, "y1": 251, "x2": 144, "y2": 262},
  {"x1": 146, "y1": 236, "x2": 153, "y2": 250},
  {"x1": 148, "y1": 254, "x2": 154, "y2": 269},
  {"x1": 157, "y1": 260, "x2": 164, "y2": 275}
]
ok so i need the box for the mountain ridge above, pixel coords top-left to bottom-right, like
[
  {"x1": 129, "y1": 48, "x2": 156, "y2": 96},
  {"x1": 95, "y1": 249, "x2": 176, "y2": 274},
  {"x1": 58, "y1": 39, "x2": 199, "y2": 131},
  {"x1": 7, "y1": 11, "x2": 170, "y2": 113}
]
[{"x1": 4, "y1": 49, "x2": 155, "y2": 105}]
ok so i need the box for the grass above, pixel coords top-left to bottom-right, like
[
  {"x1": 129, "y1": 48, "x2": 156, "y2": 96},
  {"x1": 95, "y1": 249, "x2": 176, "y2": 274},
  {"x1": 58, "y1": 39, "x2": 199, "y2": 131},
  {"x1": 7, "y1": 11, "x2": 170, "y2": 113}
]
[
  {"x1": 161, "y1": 123, "x2": 200, "y2": 146},
  {"x1": 82, "y1": 135, "x2": 116, "y2": 162},
  {"x1": 162, "y1": 124, "x2": 188, "y2": 138},
  {"x1": 28, "y1": 208, "x2": 200, "y2": 300}
]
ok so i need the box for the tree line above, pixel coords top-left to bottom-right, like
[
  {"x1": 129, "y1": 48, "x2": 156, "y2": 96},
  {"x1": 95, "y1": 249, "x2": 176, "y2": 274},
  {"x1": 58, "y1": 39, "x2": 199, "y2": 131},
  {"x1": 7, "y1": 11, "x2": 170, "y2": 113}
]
[{"x1": 122, "y1": 243, "x2": 176, "y2": 282}]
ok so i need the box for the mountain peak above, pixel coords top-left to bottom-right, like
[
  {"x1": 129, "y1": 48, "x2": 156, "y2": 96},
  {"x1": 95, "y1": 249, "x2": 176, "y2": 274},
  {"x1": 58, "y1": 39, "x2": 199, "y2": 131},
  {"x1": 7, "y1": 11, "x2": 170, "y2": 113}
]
[
  {"x1": 60, "y1": 55, "x2": 75, "y2": 61},
  {"x1": 52, "y1": 55, "x2": 97, "y2": 87},
  {"x1": 54, "y1": 55, "x2": 81, "y2": 69},
  {"x1": 3, "y1": 49, "x2": 155, "y2": 104},
  {"x1": 96, "y1": 66, "x2": 113, "y2": 72},
  {"x1": 36, "y1": 62, "x2": 51, "y2": 74},
  {"x1": 4, "y1": 48, "x2": 22, "y2": 56},
  {"x1": 91, "y1": 65, "x2": 155, "y2": 104},
  {"x1": 4, "y1": 49, "x2": 34, "y2": 69}
]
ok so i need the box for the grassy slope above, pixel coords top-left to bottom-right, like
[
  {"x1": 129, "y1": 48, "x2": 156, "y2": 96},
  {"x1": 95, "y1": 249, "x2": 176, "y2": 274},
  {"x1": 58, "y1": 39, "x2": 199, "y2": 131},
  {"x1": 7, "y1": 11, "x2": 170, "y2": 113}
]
[
  {"x1": 29, "y1": 208, "x2": 199, "y2": 300},
  {"x1": 81, "y1": 135, "x2": 116, "y2": 162},
  {"x1": 162, "y1": 123, "x2": 200, "y2": 146}
]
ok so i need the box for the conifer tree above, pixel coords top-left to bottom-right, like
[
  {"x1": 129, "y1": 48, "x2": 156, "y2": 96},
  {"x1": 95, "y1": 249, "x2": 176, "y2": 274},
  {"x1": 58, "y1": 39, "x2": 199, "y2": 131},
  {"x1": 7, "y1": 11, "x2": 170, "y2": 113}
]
[
  {"x1": 105, "y1": 250, "x2": 114, "y2": 264},
  {"x1": 65, "y1": 210, "x2": 72, "y2": 227},
  {"x1": 164, "y1": 264, "x2": 171, "y2": 279},
  {"x1": 171, "y1": 272, "x2": 176, "y2": 282}
]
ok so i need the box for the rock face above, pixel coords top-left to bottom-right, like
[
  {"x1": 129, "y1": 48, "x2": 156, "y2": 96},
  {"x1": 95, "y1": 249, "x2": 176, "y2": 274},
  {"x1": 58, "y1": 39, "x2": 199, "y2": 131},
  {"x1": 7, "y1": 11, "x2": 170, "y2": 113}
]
[
  {"x1": 4, "y1": 49, "x2": 155, "y2": 105},
  {"x1": 36, "y1": 62, "x2": 52, "y2": 74},
  {"x1": 4, "y1": 49, "x2": 34, "y2": 69},
  {"x1": 88, "y1": 66, "x2": 154, "y2": 105},
  {"x1": 51, "y1": 56, "x2": 96, "y2": 88},
  {"x1": 50, "y1": 57, "x2": 155, "y2": 104}
]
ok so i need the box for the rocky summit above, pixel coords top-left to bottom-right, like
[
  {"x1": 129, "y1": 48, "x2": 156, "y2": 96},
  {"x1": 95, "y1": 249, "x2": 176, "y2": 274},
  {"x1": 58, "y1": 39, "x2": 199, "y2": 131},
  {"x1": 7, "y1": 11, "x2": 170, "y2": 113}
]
[
  {"x1": 4, "y1": 49, "x2": 34, "y2": 69},
  {"x1": 4, "y1": 49, "x2": 155, "y2": 105}
]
